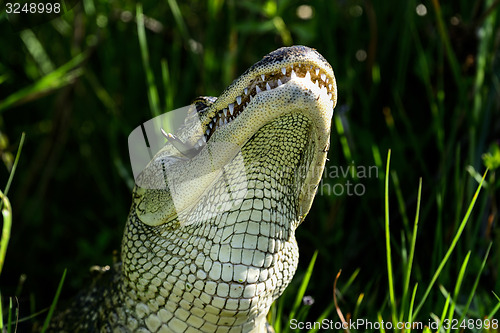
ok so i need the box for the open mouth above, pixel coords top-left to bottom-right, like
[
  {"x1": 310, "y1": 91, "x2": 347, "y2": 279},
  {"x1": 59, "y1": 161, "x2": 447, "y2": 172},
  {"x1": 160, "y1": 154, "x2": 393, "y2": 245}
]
[
  {"x1": 133, "y1": 46, "x2": 337, "y2": 226},
  {"x1": 196, "y1": 64, "x2": 336, "y2": 148}
]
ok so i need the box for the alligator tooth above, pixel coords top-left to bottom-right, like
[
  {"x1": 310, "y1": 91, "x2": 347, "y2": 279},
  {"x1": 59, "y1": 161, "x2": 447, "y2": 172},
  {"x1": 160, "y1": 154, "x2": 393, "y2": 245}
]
[
  {"x1": 236, "y1": 96, "x2": 242, "y2": 105},
  {"x1": 315, "y1": 68, "x2": 320, "y2": 76},
  {"x1": 291, "y1": 70, "x2": 297, "y2": 78},
  {"x1": 244, "y1": 88, "x2": 248, "y2": 95},
  {"x1": 255, "y1": 85, "x2": 261, "y2": 93},
  {"x1": 328, "y1": 84, "x2": 332, "y2": 91},
  {"x1": 316, "y1": 80, "x2": 320, "y2": 87},
  {"x1": 266, "y1": 82, "x2": 271, "y2": 90},
  {"x1": 328, "y1": 92, "x2": 332, "y2": 100},
  {"x1": 224, "y1": 118, "x2": 228, "y2": 125},
  {"x1": 277, "y1": 79, "x2": 283, "y2": 86},
  {"x1": 305, "y1": 71, "x2": 311, "y2": 81},
  {"x1": 321, "y1": 73, "x2": 326, "y2": 82},
  {"x1": 261, "y1": 74, "x2": 266, "y2": 81},
  {"x1": 202, "y1": 136, "x2": 207, "y2": 143},
  {"x1": 321, "y1": 86, "x2": 328, "y2": 97},
  {"x1": 326, "y1": 78, "x2": 329, "y2": 83},
  {"x1": 219, "y1": 118, "x2": 223, "y2": 126},
  {"x1": 298, "y1": 63, "x2": 301, "y2": 67},
  {"x1": 223, "y1": 108, "x2": 228, "y2": 117},
  {"x1": 281, "y1": 67, "x2": 286, "y2": 75},
  {"x1": 228, "y1": 103, "x2": 234, "y2": 115},
  {"x1": 209, "y1": 122, "x2": 213, "y2": 129}
]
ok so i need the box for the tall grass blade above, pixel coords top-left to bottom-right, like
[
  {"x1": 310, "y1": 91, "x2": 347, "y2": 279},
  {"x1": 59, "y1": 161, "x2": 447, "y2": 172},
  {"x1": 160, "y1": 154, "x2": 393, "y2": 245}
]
[
  {"x1": 268, "y1": 299, "x2": 279, "y2": 333},
  {"x1": 334, "y1": 115, "x2": 353, "y2": 162},
  {"x1": 469, "y1": 0, "x2": 497, "y2": 175},
  {"x1": 271, "y1": 16, "x2": 292, "y2": 45},
  {"x1": 407, "y1": 283, "x2": 418, "y2": 333},
  {"x1": 161, "y1": 59, "x2": 174, "y2": 113},
  {"x1": 333, "y1": 270, "x2": 350, "y2": 333},
  {"x1": 0, "y1": 133, "x2": 24, "y2": 331},
  {"x1": 0, "y1": 190, "x2": 12, "y2": 277},
  {"x1": 458, "y1": 242, "x2": 493, "y2": 324},
  {"x1": 400, "y1": 178, "x2": 422, "y2": 322},
  {"x1": 136, "y1": 3, "x2": 161, "y2": 118},
  {"x1": 430, "y1": 0, "x2": 462, "y2": 88},
  {"x1": 377, "y1": 312, "x2": 386, "y2": 333},
  {"x1": 274, "y1": 293, "x2": 285, "y2": 333},
  {"x1": 413, "y1": 169, "x2": 488, "y2": 318},
  {"x1": 7, "y1": 297, "x2": 12, "y2": 333},
  {"x1": 166, "y1": 0, "x2": 191, "y2": 44},
  {"x1": 0, "y1": 291, "x2": 2, "y2": 331},
  {"x1": 40, "y1": 268, "x2": 67, "y2": 332},
  {"x1": 446, "y1": 251, "x2": 470, "y2": 333},
  {"x1": 0, "y1": 52, "x2": 87, "y2": 113},
  {"x1": 437, "y1": 287, "x2": 451, "y2": 333},
  {"x1": 339, "y1": 268, "x2": 360, "y2": 295},
  {"x1": 286, "y1": 251, "x2": 318, "y2": 328},
  {"x1": 488, "y1": 291, "x2": 500, "y2": 319},
  {"x1": 384, "y1": 149, "x2": 397, "y2": 322},
  {"x1": 6, "y1": 297, "x2": 17, "y2": 333},
  {"x1": 4, "y1": 133, "x2": 26, "y2": 196},
  {"x1": 19, "y1": 29, "x2": 54, "y2": 75}
]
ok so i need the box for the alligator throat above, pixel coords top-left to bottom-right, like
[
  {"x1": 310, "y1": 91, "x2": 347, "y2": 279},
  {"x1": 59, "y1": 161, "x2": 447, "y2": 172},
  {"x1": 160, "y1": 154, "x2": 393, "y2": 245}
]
[{"x1": 50, "y1": 45, "x2": 337, "y2": 333}]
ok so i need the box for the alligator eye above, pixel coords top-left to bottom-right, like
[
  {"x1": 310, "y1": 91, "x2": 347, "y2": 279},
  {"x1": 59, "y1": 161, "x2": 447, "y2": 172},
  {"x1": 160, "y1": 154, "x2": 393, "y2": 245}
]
[
  {"x1": 193, "y1": 96, "x2": 218, "y2": 113},
  {"x1": 195, "y1": 102, "x2": 208, "y2": 114}
]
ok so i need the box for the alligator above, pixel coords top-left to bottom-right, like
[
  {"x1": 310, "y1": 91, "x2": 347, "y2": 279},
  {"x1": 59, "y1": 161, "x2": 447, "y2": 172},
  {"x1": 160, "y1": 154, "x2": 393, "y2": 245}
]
[{"x1": 50, "y1": 45, "x2": 337, "y2": 332}]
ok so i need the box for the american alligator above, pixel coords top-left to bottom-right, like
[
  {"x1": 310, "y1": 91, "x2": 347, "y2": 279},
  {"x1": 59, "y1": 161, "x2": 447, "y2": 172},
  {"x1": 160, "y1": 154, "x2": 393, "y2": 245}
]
[{"x1": 50, "y1": 45, "x2": 337, "y2": 332}]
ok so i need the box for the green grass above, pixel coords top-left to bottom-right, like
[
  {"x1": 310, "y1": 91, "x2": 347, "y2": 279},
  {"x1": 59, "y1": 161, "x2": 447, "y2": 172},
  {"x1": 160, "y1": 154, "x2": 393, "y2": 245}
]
[
  {"x1": 269, "y1": 152, "x2": 496, "y2": 332},
  {"x1": 1, "y1": 0, "x2": 500, "y2": 331},
  {"x1": 0, "y1": 133, "x2": 22, "y2": 331}
]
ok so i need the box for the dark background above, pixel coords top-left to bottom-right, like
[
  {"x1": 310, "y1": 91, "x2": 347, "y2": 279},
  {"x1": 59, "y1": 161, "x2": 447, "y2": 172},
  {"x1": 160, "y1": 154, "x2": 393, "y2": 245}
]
[{"x1": 0, "y1": 0, "x2": 499, "y2": 330}]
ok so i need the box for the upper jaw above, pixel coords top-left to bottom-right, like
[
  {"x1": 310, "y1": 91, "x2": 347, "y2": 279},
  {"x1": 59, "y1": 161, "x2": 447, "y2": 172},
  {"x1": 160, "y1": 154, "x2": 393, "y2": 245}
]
[
  {"x1": 198, "y1": 46, "x2": 337, "y2": 146},
  {"x1": 158, "y1": 45, "x2": 337, "y2": 157}
]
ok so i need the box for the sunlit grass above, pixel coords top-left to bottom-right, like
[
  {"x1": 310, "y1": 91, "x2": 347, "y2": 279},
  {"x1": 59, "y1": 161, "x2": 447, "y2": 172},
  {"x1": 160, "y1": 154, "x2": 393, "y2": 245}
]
[
  {"x1": 0, "y1": 133, "x2": 24, "y2": 331},
  {"x1": 0, "y1": 0, "x2": 499, "y2": 330},
  {"x1": 269, "y1": 151, "x2": 496, "y2": 332}
]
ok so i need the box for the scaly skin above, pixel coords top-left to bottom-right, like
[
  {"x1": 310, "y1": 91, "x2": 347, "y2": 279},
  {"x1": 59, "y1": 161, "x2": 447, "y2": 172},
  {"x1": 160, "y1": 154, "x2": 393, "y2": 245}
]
[{"x1": 50, "y1": 45, "x2": 337, "y2": 333}]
